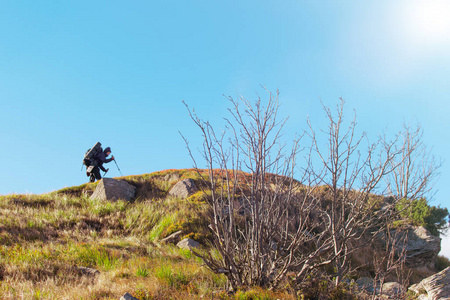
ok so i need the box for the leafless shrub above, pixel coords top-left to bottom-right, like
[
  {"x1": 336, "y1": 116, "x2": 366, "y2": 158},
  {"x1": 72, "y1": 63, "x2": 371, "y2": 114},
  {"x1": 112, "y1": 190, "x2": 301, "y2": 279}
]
[
  {"x1": 303, "y1": 99, "x2": 408, "y2": 285},
  {"x1": 182, "y1": 88, "x2": 326, "y2": 290},
  {"x1": 386, "y1": 123, "x2": 441, "y2": 201},
  {"x1": 183, "y1": 93, "x2": 440, "y2": 292}
]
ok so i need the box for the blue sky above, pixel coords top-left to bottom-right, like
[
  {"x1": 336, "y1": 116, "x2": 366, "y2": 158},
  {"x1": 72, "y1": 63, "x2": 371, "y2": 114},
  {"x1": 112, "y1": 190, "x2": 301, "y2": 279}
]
[{"x1": 1, "y1": 1, "x2": 449, "y2": 256}]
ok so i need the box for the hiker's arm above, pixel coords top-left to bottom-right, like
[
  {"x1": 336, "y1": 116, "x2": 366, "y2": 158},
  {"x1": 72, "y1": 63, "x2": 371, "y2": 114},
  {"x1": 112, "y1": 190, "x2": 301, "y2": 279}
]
[{"x1": 99, "y1": 165, "x2": 107, "y2": 172}]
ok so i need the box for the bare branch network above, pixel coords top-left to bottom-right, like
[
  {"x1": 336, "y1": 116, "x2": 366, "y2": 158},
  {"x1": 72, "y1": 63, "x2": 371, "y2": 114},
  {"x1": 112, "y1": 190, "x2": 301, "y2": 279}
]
[{"x1": 181, "y1": 89, "x2": 442, "y2": 291}]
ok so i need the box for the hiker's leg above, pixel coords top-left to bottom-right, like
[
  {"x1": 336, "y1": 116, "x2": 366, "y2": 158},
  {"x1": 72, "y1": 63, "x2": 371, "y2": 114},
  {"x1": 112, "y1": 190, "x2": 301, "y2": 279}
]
[{"x1": 93, "y1": 167, "x2": 102, "y2": 181}]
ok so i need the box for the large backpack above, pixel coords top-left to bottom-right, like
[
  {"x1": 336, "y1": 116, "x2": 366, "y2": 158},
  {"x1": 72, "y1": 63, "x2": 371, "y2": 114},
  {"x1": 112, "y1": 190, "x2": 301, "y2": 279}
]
[{"x1": 83, "y1": 142, "x2": 103, "y2": 167}]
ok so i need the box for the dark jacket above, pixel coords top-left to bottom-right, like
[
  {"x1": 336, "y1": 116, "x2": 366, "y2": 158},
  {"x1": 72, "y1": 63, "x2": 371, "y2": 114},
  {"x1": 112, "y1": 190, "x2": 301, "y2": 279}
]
[{"x1": 95, "y1": 148, "x2": 113, "y2": 172}]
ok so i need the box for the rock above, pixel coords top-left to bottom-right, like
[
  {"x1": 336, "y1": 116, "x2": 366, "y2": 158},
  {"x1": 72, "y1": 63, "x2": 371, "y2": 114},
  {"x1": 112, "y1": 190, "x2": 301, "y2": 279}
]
[
  {"x1": 177, "y1": 238, "x2": 200, "y2": 250},
  {"x1": 356, "y1": 277, "x2": 375, "y2": 293},
  {"x1": 160, "y1": 230, "x2": 183, "y2": 245},
  {"x1": 409, "y1": 267, "x2": 450, "y2": 300},
  {"x1": 77, "y1": 266, "x2": 100, "y2": 276},
  {"x1": 382, "y1": 282, "x2": 404, "y2": 297},
  {"x1": 120, "y1": 293, "x2": 139, "y2": 300},
  {"x1": 403, "y1": 226, "x2": 441, "y2": 270},
  {"x1": 377, "y1": 226, "x2": 441, "y2": 271},
  {"x1": 355, "y1": 279, "x2": 405, "y2": 297},
  {"x1": 90, "y1": 178, "x2": 136, "y2": 202},
  {"x1": 169, "y1": 178, "x2": 198, "y2": 198}
]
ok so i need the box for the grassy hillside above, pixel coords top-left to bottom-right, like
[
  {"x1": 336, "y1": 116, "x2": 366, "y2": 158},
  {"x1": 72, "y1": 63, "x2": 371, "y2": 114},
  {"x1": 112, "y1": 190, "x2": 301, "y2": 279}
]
[
  {"x1": 1, "y1": 168, "x2": 448, "y2": 299},
  {"x1": 0, "y1": 169, "x2": 294, "y2": 299}
]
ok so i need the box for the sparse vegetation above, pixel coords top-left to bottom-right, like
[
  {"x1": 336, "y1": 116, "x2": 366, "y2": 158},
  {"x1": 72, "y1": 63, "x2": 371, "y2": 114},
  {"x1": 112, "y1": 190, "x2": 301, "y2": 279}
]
[
  {"x1": 182, "y1": 91, "x2": 447, "y2": 297},
  {"x1": 0, "y1": 169, "x2": 301, "y2": 299},
  {"x1": 1, "y1": 93, "x2": 448, "y2": 299},
  {"x1": 1, "y1": 166, "x2": 448, "y2": 299}
]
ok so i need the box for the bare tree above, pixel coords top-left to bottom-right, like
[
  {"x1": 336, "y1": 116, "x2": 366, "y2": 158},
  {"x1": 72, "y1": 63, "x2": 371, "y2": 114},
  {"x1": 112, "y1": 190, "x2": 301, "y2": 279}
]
[
  {"x1": 386, "y1": 123, "x2": 441, "y2": 201},
  {"x1": 305, "y1": 99, "x2": 404, "y2": 285},
  {"x1": 182, "y1": 89, "x2": 325, "y2": 290},
  {"x1": 183, "y1": 93, "x2": 441, "y2": 292}
]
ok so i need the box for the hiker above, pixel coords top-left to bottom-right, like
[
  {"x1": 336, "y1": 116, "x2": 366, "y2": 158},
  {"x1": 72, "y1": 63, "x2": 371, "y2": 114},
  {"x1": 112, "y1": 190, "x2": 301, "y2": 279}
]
[{"x1": 87, "y1": 147, "x2": 115, "y2": 182}]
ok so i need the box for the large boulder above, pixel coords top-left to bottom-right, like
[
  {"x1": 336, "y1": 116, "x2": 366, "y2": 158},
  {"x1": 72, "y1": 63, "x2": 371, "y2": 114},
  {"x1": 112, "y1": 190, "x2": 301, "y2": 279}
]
[
  {"x1": 409, "y1": 267, "x2": 450, "y2": 300},
  {"x1": 377, "y1": 226, "x2": 441, "y2": 271},
  {"x1": 90, "y1": 178, "x2": 136, "y2": 202},
  {"x1": 403, "y1": 226, "x2": 441, "y2": 270},
  {"x1": 169, "y1": 178, "x2": 198, "y2": 198}
]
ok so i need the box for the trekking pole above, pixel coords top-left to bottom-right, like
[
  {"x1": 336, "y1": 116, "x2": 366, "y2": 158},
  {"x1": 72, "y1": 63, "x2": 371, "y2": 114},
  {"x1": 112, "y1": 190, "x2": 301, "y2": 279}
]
[{"x1": 113, "y1": 159, "x2": 123, "y2": 176}]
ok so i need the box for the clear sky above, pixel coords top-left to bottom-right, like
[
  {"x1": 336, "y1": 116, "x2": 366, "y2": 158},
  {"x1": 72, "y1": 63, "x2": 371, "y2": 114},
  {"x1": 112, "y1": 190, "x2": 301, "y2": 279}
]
[{"x1": 1, "y1": 1, "x2": 449, "y2": 256}]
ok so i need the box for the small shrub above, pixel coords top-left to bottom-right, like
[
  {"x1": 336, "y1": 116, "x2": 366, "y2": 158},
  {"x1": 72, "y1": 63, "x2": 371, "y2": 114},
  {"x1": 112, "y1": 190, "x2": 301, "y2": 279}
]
[
  {"x1": 436, "y1": 255, "x2": 450, "y2": 271},
  {"x1": 396, "y1": 198, "x2": 449, "y2": 236}
]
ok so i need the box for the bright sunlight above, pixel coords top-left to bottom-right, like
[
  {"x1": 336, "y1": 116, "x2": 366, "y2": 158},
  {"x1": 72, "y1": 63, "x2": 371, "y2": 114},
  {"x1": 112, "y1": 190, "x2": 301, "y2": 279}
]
[{"x1": 399, "y1": 0, "x2": 450, "y2": 46}]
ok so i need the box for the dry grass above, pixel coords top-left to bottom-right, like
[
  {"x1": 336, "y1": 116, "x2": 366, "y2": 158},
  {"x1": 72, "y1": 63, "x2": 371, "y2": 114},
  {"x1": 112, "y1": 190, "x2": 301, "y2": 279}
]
[{"x1": 0, "y1": 170, "x2": 296, "y2": 300}]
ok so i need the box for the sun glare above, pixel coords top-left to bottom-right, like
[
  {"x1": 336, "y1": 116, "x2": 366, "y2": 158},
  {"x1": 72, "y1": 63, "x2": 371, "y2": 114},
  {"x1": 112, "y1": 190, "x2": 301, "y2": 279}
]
[{"x1": 400, "y1": 0, "x2": 450, "y2": 46}]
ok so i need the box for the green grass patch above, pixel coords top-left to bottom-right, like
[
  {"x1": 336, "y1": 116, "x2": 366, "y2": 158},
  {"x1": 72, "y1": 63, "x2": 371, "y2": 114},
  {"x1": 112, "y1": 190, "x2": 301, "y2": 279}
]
[
  {"x1": 136, "y1": 265, "x2": 150, "y2": 277},
  {"x1": 149, "y1": 213, "x2": 178, "y2": 241},
  {"x1": 65, "y1": 243, "x2": 121, "y2": 270},
  {"x1": 154, "y1": 262, "x2": 190, "y2": 288}
]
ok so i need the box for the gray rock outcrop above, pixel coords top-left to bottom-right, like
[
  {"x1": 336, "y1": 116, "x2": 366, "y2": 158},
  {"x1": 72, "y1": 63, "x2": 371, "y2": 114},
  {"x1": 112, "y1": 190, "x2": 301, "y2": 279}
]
[
  {"x1": 403, "y1": 226, "x2": 441, "y2": 270},
  {"x1": 169, "y1": 178, "x2": 198, "y2": 198},
  {"x1": 409, "y1": 267, "x2": 450, "y2": 300},
  {"x1": 177, "y1": 238, "x2": 200, "y2": 250},
  {"x1": 90, "y1": 178, "x2": 136, "y2": 202},
  {"x1": 377, "y1": 226, "x2": 441, "y2": 271}
]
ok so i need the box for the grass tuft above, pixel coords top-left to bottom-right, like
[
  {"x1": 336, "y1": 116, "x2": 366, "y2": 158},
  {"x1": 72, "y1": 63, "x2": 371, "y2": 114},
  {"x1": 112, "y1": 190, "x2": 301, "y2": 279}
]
[{"x1": 0, "y1": 169, "x2": 296, "y2": 299}]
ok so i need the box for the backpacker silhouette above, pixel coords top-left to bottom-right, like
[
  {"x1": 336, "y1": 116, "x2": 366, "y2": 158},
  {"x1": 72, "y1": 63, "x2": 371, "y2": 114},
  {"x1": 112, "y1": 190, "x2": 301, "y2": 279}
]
[
  {"x1": 83, "y1": 142, "x2": 114, "y2": 182},
  {"x1": 83, "y1": 142, "x2": 102, "y2": 168}
]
